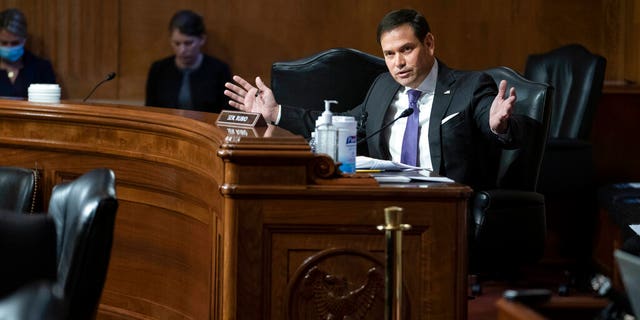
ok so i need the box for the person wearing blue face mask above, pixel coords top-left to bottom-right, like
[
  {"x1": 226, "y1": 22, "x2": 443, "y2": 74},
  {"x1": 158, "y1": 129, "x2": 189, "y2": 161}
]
[{"x1": 0, "y1": 8, "x2": 55, "y2": 98}]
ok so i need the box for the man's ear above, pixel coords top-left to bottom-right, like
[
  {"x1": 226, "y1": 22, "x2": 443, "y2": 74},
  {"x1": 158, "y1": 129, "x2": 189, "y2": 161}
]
[{"x1": 424, "y1": 32, "x2": 435, "y2": 51}]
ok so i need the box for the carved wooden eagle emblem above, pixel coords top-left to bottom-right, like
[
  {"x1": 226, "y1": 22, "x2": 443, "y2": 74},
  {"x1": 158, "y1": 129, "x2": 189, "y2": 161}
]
[{"x1": 301, "y1": 266, "x2": 384, "y2": 319}]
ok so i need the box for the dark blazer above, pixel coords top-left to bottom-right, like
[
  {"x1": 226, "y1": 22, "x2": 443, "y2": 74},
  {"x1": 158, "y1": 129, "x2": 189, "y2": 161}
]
[
  {"x1": 0, "y1": 50, "x2": 56, "y2": 98},
  {"x1": 280, "y1": 61, "x2": 525, "y2": 189},
  {"x1": 145, "y1": 54, "x2": 231, "y2": 113}
]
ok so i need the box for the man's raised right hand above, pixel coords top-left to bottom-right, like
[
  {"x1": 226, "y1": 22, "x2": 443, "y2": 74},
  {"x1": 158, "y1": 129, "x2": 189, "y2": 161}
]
[{"x1": 224, "y1": 75, "x2": 279, "y2": 124}]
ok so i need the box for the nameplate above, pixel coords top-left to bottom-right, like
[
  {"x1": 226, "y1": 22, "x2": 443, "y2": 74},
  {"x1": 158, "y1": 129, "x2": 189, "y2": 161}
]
[
  {"x1": 218, "y1": 125, "x2": 260, "y2": 137},
  {"x1": 216, "y1": 110, "x2": 267, "y2": 127}
]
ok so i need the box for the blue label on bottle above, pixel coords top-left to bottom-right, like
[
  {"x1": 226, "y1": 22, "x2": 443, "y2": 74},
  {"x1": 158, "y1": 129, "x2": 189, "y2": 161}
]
[{"x1": 339, "y1": 163, "x2": 356, "y2": 174}]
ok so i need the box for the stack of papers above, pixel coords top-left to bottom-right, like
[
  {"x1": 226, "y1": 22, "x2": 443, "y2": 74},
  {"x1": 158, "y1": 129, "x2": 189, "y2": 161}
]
[
  {"x1": 356, "y1": 156, "x2": 422, "y2": 171},
  {"x1": 372, "y1": 171, "x2": 454, "y2": 183},
  {"x1": 356, "y1": 156, "x2": 454, "y2": 183}
]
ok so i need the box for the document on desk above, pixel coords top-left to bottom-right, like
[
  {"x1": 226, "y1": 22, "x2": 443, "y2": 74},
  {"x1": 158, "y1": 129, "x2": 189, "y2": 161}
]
[
  {"x1": 356, "y1": 156, "x2": 454, "y2": 183},
  {"x1": 372, "y1": 170, "x2": 454, "y2": 184},
  {"x1": 356, "y1": 156, "x2": 422, "y2": 171}
]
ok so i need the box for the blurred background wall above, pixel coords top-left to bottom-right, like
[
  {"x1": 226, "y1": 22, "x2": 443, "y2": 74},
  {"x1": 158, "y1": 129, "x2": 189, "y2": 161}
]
[{"x1": 0, "y1": 0, "x2": 637, "y2": 104}]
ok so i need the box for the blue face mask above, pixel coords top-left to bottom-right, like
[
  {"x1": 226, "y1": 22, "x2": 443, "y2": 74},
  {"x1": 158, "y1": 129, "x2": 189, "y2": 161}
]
[{"x1": 0, "y1": 44, "x2": 24, "y2": 62}]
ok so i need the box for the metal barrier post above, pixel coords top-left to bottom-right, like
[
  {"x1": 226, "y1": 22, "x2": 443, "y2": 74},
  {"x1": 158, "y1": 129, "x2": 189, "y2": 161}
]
[{"x1": 377, "y1": 206, "x2": 411, "y2": 320}]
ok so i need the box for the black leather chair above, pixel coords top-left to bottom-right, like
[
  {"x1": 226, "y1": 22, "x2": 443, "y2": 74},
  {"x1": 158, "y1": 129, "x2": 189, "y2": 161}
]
[
  {"x1": 525, "y1": 44, "x2": 605, "y2": 146},
  {"x1": 48, "y1": 168, "x2": 118, "y2": 319},
  {"x1": 524, "y1": 44, "x2": 606, "y2": 287},
  {"x1": 0, "y1": 166, "x2": 37, "y2": 213},
  {"x1": 469, "y1": 67, "x2": 553, "y2": 294},
  {"x1": 271, "y1": 47, "x2": 387, "y2": 115},
  {"x1": 0, "y1": 168, "x2": 118, "y2": 319}
]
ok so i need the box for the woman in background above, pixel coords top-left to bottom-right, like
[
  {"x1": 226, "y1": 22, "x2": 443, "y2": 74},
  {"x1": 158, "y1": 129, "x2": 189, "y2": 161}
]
[
  {"x1": 145, "y1": 9, "x2": 231, "y2": 112},
  {"x1": 0, "y1": 8, "x2": 56, "y2": 98}
]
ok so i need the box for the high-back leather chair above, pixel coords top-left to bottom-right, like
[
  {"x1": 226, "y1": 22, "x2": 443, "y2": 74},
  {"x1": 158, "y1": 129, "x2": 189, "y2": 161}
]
[
  {"x1": 485, "y1": 67, "x2": 553, "y2": 190},
  {"x1": 271, "y1": 47, "x2": 387, "y2": 113},
  {"x1": 0, "y1": 168, "x2": 118, "y2": 319},
  {"x1": 0, "y1": 166, "x2": 37, "y2": 213},
  {"x1": 524, "y1": 44, "x2": 606, "y2": 286},
  {"x1": 524, "y1": 44, "x2": 606, "y2": 141},
  {"x1": 469, "y1": 67, "x2": 553, "y2": 294},
  {"x1": 48, "y1": 168, "x2": 118, "y2": 319},
  {"x1": 524, "y1": 44, "x2": 606, "y2": 193}
]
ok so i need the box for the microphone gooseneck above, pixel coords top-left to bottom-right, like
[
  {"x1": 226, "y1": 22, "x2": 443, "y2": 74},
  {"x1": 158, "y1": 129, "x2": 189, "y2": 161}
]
[
  {"x1": 397, "y1": 107, "x2": 414, "y2": 118},
  {"x1": 82, "y1": 72, "x2": 117, "y2": 102},
  {"x1": 357, "y1": 108, "x2": 414, "y2": 145}
]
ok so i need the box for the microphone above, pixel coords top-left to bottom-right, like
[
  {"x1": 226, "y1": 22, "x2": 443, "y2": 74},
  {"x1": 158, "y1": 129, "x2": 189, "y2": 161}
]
[
  {"x1": 82, "y1": 72, "x2": 116, "y2": 102},
  {"x1": 357, "y1": 108, "x2": 414, "y2": 145}
]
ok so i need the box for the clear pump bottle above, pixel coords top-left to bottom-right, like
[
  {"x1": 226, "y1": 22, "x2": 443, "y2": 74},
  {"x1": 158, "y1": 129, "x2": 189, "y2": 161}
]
[{"x1": 315, "y1": 100, "x2": 338, "y2": 161}]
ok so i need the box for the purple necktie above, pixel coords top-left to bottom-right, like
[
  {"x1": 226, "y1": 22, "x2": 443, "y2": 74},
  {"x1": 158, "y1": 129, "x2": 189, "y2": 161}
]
[{"x1": 400, "y1": 89, "x2": 422, "y2": 166}]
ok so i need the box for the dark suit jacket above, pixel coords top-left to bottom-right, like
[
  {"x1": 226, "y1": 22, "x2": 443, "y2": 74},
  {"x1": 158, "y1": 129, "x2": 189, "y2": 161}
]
[
  {"x1": 280, "y1": 61, "x2": 525, "y2": 189},
  {"x1": 145, "y1": 54, "x2": 232, "y2": 113}
]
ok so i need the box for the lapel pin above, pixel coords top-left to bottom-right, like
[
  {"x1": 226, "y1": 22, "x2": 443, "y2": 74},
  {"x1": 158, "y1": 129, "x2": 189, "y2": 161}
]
[{"x1": 444, "y1": 90, "x2": 451, "y2": 95}]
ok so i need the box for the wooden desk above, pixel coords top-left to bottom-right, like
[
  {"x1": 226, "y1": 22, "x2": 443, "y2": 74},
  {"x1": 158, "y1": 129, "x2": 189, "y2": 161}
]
[
  {"x1": 496, "y1": 296, "x2": 609, "y2": 320},
  {"x1": 0, "y1": 100, "x2": 471, "y2": 319}
]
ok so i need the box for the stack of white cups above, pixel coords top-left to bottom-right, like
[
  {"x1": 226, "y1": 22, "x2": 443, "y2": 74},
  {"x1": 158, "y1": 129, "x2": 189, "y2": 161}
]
[{"x1": 28, "y1": 84, "x2": 61, "y2": 103}]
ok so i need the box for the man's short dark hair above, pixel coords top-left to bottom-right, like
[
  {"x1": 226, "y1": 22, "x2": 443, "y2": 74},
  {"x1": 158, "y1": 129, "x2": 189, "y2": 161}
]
[
  {"x1": 169, "y1": 10, "x2": 205, "y2": 37},
  {"x1": 376, "y1": 9, "x2": 430, "y2": 44}
]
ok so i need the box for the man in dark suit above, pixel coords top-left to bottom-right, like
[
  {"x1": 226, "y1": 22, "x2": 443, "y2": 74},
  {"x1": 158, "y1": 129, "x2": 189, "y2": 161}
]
[{"x1": 224, "y1": 9, "x2": 523, "y2": 189}]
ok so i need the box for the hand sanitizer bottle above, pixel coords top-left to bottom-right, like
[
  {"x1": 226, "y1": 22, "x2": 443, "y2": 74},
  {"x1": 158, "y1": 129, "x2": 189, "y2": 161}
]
[
  {"x1": 332, "y1": 115, "x2": 357, "y2": 173},
  {"x1": 315, "y1": 100, "x2": 338, "y2": 161}
]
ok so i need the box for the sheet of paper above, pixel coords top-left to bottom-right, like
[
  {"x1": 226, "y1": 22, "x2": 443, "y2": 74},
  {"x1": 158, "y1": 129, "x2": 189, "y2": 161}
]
[
  {"x1": 410, "y1": 170, "x2": 454, "y2": 183},
  {"x1": 356, "y1": 156, "x2": 423, "y2": 171},
  {"x1": 373, "y1": 176, "x2": 412, "y2": 183},
  {"x1": 372, "y1": 170, "x2": 454, "y2": 183},
  {"x1": 356, "y1": 157, "x2": 454, "y2": 183}
]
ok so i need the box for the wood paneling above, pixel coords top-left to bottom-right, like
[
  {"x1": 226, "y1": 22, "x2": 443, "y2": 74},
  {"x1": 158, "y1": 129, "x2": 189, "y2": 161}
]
[
  {"x1": 0, "y1": 0, "x2": 119, "y2": 99},
  {"x1": 1, "y1": 0, "x2": 638, "y2": 104},
  {"x1": 591, "y1": 86, "x2": 640, "y2": 184},
  {"x1": 626, "y1": 0, "x2": 640, "y2": 82}
]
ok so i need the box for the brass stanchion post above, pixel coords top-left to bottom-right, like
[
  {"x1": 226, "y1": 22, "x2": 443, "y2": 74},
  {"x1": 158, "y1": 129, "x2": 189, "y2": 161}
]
[{"x1": 377, "y1": 206, "x2": 411, "y2": 320}]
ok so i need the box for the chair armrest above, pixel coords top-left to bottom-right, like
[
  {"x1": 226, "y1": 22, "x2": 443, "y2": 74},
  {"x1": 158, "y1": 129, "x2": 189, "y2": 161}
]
[{"x1": 473, "y1": 189, "x2": 545, "y2": 212}]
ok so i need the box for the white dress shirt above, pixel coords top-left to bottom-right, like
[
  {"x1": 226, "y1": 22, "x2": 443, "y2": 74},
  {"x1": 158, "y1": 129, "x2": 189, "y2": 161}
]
[{"x1": 383, "y1": 60, "x2": 438, "y2": 170}]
